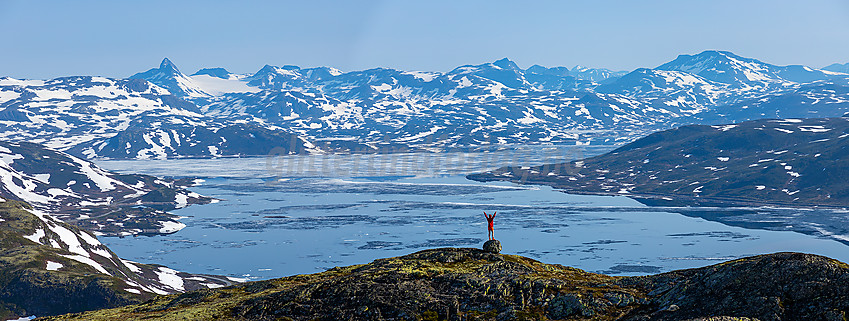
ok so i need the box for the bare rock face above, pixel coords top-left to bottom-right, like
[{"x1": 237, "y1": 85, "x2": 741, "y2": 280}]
[{"x1": 483, "y1": 239, "x2": 502, "y2": 253}]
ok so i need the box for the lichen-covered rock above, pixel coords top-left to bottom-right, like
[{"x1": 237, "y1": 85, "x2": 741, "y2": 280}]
[
  {"x1": 483, "y1": 239, "x2": 502, "y2": 253},
  {"x1": 548, "y1": 293, "x2": 595, "y2": 318},
  {"x1": 619, "y1": 252, "x2": 849, "y2": 321}
]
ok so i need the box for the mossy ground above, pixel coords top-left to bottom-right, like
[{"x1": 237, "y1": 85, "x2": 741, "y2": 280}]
[
  {"x1": 42, "y1": 248, "x2": 647, "y2": 320},
  {"x1": 41, "y1": 249, "x2": 849, "y2": 320},
  {"x1": 0, "y1": 200, "x2": 150, "y2": 319}
]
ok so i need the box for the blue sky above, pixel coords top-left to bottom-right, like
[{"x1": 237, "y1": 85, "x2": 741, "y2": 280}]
[{"x1": 2, "y1": 0, "x2": 848, "y2": 79}]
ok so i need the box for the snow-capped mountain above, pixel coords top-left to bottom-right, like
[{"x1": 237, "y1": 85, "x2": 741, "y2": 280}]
[
  {"x1": 2, "y1": 51, "x2": 849, "y2": 159},
  {"x1": 656, "y1": 50, "x2": 838, "y2": 89},
  {"x1": 203, "y1": 58, "x2": 665, "y2": 147},
  {"x1": 129, "y1": 58, "x2": 211, "y2": 98},
  {"x1": 178, "y1": 52, "x2": 849, "y2": 150},
  {"x1": 595, "y1": 68, "x2": 724, "y2": 116},
  {"x1": 0, "y1": 76, "x2": 188, "y2": 151},
  {"x1": 570, "y1": 65, "x2": 628, "y2": 83}
]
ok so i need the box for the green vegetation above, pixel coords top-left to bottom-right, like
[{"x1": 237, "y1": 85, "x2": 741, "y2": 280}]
[{"x1": 0, "y1": 200, "x2": 151, "y2": 319}]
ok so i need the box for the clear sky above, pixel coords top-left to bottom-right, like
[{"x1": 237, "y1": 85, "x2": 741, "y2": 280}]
[{"x1": 2, "y1": 0, "x2": 849, "y2": 79}]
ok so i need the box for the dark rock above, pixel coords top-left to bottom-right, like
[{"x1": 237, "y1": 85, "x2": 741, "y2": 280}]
[
  {"x1": 548, "y1": 293, "x2": 595, "y2": 318},
  {"x1": 483, "y1": 239, "x2": 502, "y2": 253}
]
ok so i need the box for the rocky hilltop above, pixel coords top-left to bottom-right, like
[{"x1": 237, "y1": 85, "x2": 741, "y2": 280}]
[
  {"x1": 43, "y1": 248, "x2": 849, "y2": 320},
  {"x1": 469, "y1": 116, "x2": 849, "y2": 208}
]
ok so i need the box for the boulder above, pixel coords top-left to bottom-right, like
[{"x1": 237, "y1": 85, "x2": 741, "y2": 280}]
[{"x1": 483, "y1": 239, "x2": 502, "y2": 253}]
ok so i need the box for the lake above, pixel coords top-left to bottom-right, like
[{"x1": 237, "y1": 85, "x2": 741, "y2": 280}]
[{"x1": 97, "y1": 146, "x2": 849, "y2": 280}]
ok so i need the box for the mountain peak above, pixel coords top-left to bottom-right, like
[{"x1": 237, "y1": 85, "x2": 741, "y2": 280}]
[
  {"x1": 656, "y1": 50, "x2": 779, "y2": 84},
  {"x1": 694, "y1": 49, "x2": 733, "y2": 56},
  {"x1": 128, "y1": 58, "x2": 209, "y2": 97},
  {"x1": 664, "y1": 50, "x2": 744, "y2": 67},
  {"x1": 823, "y1": 62, "x2": 849, "y2": 74},
  {"x1": 526, "y1": 64, "x2": 570, "y2": 76},
  {"x1": 656, "y1": 50, "x2": 831, "y2": 84},
  {"x1": 492, "y1": 57, "x2": 520, "y2": 70},
  {"x1": 159, "y1": 58, "x2": 180, "y2": 73}
]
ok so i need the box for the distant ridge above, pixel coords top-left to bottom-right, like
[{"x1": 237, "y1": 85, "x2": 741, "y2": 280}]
[{"x1": 469, "y1": 116, "x2": 849, "y2": 208}]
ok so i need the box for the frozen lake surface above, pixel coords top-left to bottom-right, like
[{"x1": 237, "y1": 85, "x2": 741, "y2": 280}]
[{"x1": 97, "y1": 148, "x2": 849, "y2": 280}]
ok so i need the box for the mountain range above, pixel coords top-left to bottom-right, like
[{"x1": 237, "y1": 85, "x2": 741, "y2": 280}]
[{"x1": 1, "y1": 50, "x2": 847, "y2": 159}]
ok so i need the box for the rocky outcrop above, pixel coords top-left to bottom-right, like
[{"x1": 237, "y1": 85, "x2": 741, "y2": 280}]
[
  {"x1": 483, "y1": 239, "x2": 502, "y2": 254},
  {"x1": 620, "y1": 252, "x2": 849, "y2": 321},
  {"x1": 43, "y1": 248, "x2": 849, "y2": 320}
]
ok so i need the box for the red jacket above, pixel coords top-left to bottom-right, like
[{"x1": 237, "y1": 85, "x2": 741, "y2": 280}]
[{"x1": 485, "y1": 212, "x2": 496, "y2": 231}]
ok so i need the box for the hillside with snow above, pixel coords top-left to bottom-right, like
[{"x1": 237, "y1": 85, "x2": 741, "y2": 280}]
[
  {"x1": 469, "y1": 116, "x2": 849, "y2": 208},
  {"x1": 0, "y1": 141, "x2": 212, "y2": 236},
  {"x1": 0, "y1": 199, "x2": 238, "y2": 319}
]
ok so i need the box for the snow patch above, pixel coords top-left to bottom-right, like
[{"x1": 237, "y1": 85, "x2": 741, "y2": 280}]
[
  {"x1": 61, "y1": 254, "x2": 109, "y2": 275},
  {"x1": 120, "y1": 259, "x2": 142, "y2": 273},
  {"x1": 711, "y1": 124, "x2": 738, "y2": 131},
  {"x1": 156, "y1": 267, "x2": 185, "y2": 291},
  {"x1": 45, "y1": 261, "x2": 63, "y2": 271},
  {"x1": 189, "y1": 74, "x2": 260, "y2": 96},
  {"x1": 159, "y1": 220, "x2": 186, "y2": 234},
  {"x1": 24, "y1": 229, "x2": 45, "y2": 244},
  {"x1": 174, "y1": 193, "x2": 189, "y2": 208}
]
